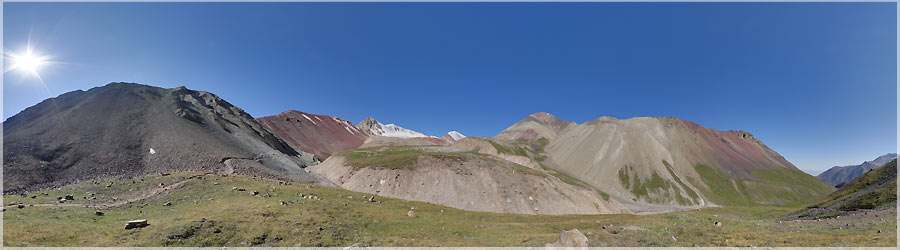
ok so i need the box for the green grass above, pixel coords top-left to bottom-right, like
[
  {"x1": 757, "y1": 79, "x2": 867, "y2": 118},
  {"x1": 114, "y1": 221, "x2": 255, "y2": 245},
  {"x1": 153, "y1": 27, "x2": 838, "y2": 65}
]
[
  {"x1": 618, "y1": 166, "x2": 631, "y2": 189},
  {"x1": 535, "y1": 137, "x2": 549, "y2": 151},
  {"x1": 488, "y1": 140, "x2": 529, "y2": 158},
  {"x1": 341, "y1": 146, "x2": 467, "y2": 170},
  {"x1": 692, "y1": 164, "x2": 833, "y2": 207},
  {"x1": 691, "y1": 164, "x2": 753, "y2": 206},
  {"x1": 4, "y1": 172, "x2": 894, "y2": 247}
]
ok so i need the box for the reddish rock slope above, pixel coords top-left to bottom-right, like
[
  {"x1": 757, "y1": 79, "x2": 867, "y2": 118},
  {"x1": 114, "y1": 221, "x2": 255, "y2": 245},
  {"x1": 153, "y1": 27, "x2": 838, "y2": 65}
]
[{"x1": 257, "y1": 110, "x2": 368, "y2": 160}]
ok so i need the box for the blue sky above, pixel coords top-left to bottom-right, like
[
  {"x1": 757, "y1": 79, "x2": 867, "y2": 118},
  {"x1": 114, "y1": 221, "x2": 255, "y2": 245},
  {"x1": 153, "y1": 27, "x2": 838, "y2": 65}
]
[{"x1": 2, "y1": 2, "x2": 896, "y2": 172}]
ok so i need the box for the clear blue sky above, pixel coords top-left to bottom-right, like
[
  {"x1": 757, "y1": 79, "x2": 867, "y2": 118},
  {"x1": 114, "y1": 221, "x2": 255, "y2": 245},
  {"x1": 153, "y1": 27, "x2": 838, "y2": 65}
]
[{"x1": 3, "y1": 2, "x2": 896, "y2": 172}]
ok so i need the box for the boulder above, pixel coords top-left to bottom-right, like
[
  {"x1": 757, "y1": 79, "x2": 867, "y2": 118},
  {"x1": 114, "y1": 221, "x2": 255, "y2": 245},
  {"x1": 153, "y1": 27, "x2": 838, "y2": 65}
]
[
  {"x1": 95, "y1": 210, "x2": 105, "y2": 216},
  {"x1": 407, "y1": 210, "x2": 417, "y2": 217},
  {"x1": 65, "y1": 195, "x2": 74, "y2": 200},
  {"x1": 125, "y1": 219, "x2": 149, "y2": 229},
  {"x1": 546, "y1": 229, "x2": 588, "y2": 248},
  {"x1": 714, "y1": 221, "x2": 722, "y2": 227}
]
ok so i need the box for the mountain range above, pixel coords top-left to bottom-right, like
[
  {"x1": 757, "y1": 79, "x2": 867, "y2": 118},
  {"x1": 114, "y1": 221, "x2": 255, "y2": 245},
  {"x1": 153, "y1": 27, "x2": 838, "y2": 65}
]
[
  {"x1": 817, "y1": 153, "x2": 898, "y2": 187},
  {"x1": 3, "y1": 83, "x2": 837, "y2": 215}
]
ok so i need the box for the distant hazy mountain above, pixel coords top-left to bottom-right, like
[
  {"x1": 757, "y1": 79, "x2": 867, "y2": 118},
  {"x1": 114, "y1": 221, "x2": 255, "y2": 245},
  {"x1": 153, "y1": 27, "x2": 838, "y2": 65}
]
[
  {"x1": 794, "y1": 159, "x2": 896, "y2": 219},
  {"x1": 817, "y1": 153, "x2": 898, "y2": 187}
]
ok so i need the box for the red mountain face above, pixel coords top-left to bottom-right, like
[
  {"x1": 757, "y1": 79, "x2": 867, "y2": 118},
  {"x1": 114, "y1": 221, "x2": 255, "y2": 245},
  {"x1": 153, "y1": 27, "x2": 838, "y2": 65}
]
[{"x1": 258, "y1": 110, "x2": 368, "y2": 160}]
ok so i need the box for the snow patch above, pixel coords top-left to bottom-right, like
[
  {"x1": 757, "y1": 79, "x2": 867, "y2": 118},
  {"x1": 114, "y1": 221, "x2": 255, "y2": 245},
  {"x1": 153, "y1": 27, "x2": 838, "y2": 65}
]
[
  {"x1": 345, "y1": 126, "x2": 355, "y2": 135},
  {"x1": 149, "y1": 148, "x2": 156, "y2": 155},
  {"x1": 302, "y1": 114, "x2": 317, "y2": 125},
  {"x1": 446, "y1": 131, "x2": 466, "y2": 141},
  {"x1": 380, "y1": 123, "x2": 428, "y2": 138}
]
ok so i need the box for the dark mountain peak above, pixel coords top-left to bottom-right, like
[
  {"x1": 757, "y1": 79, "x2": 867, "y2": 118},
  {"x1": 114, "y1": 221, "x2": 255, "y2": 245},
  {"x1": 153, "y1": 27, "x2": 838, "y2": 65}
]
[{"x1": 3, "y1": 82, "x2": 318, "y2": 194}]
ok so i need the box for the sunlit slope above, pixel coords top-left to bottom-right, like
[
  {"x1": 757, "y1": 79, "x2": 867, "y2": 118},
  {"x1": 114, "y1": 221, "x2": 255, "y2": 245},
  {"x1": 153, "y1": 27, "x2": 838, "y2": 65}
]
[{"x1": 497, "y1": 113, "x2": 834, "y2": 208}]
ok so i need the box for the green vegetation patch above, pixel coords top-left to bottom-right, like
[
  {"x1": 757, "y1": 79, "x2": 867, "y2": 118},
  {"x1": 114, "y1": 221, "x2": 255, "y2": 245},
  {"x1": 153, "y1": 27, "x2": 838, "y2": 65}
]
[
  {"x1": 692, "y1": 163, "x2": 833, "y2": 207},
  {"x1": 4, "y1": 172, "x2": 896, "y2": 247},
  {"x1": 691, "y1": 164, "x2": 752, "y2": 206},
  {"x1": 488, "y1": 140, "x2": 529, "y2": 157},
  {"x1": 342, "y1": 146, "x2": 467, "y2": 170},
  {"x1": 838, "y1": 178, "x2": 896, "y2": 211},
  {"x1": 535, "y1": 137, "x2": 550, "y2": 152},
  {"x1": 618, "y1": 166, "x2": 631, "y2": 189}
]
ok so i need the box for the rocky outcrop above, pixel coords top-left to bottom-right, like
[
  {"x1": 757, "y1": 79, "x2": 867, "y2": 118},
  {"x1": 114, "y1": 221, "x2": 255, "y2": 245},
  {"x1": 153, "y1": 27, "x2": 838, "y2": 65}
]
[{"x1": 546, "y1": 229, "x2": 588, "y2": 248}]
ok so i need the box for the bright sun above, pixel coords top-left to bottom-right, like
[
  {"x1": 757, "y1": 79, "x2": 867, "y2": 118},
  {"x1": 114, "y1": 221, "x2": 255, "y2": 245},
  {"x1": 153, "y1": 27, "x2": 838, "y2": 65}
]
[
  {"x1": 7, "y1": 49, "x2": 50, "y2": 75},
  {"x1": 4, "y1": 40, "x2": 54, "y2": 82}
]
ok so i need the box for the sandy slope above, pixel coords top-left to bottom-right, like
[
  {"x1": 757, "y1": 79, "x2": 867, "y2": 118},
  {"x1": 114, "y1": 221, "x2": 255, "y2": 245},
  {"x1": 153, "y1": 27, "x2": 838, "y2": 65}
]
[{"x1": 308, "y1": 146, "x2": 629, "y2": 215}]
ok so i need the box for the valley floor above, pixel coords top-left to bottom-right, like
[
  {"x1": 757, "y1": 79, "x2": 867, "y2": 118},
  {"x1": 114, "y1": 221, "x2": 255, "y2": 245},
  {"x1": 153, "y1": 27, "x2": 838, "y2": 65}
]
[{"x1": 2, "y1": 172, "x2": 895, "y2": 247}]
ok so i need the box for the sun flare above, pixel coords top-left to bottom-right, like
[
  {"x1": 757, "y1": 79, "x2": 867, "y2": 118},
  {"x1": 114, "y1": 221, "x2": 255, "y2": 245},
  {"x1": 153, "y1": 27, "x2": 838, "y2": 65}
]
[{"x1": 6, "y1": 49, "x2": 50, "y2": 75}]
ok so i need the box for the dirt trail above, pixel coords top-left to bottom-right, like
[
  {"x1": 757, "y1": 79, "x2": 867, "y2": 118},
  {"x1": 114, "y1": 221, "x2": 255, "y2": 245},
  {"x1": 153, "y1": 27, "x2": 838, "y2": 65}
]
[{"x1": 3, "y1": 173, "x2": 208, "y2": 210}]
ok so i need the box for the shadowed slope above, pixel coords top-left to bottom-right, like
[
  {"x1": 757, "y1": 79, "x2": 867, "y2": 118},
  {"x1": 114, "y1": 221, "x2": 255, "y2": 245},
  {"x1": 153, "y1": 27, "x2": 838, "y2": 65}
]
[{"x1": 3, "y1": 82, "x2": 318, "y2": 193}]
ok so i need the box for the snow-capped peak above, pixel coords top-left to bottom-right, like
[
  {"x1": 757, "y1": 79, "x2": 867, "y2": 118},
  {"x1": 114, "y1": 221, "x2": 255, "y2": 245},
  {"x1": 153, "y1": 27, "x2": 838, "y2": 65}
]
[
  {"x1": 380, "y1": 123, "x2": 428, "y2": 138},
  {"x1": 446, "y1": 131, "x2": 466, "y2": 141},
  {"x1": 358, "y1": 117, "x2": 429, "y2": 138}
]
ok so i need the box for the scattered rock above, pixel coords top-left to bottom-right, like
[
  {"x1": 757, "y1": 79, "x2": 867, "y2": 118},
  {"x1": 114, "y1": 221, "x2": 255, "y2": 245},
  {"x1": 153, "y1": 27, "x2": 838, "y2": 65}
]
[
  {"x1": 250, "y1": 191, "x2": 259, "y2": 196},
  {"x1": 368, "y1": 196, "x2": 376, "y2": 202},
  {"x1": 95, "y1": 210, "x2": 104, "y2": 216},
  {"x1": 125, "y1": 219, "x2": 149, "y2": 230},
  {"x1": 30, "y1": 196, "x2": 36, "y2": 199},
  {"x1": 545, "y1": 229, "x2": 588, "y2": 248},
  {"x1": 163, "y1": 202, "x2": 172, "y2": 206},
  {"x1": 17, "y1": 204, "x2": 25, "y2": 209},
  {"x1": 407, "y1": 210, "x2": 417, "y2": 217},
  {"x1": 714, "y1": 221, "x2": 722, "y2": 227},
  {"x1": 281, "y1": 201, "x2": 288, "y2": 206}
]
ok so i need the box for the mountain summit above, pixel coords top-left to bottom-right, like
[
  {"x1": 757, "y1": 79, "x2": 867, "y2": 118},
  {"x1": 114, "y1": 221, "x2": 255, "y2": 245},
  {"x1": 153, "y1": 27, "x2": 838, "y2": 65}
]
[
  {"x1": 3, "y1": 83, "x2": 318, "y2": 193},
  {"x1": 817, "y1": 153, "x2": 898, "y2": 187},
  {"x1": 357, "y1": 117, "x2": 429, "y2": 138}
]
